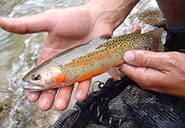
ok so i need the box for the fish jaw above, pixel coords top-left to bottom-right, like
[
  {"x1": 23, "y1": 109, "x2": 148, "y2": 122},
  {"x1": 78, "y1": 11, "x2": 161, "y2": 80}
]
[
  {"x1": 24, "y1": 84, "x2": 44, "y2": 91},
  {"x1": 23, "y1": 80, "x2": 46, "y2": 91}
]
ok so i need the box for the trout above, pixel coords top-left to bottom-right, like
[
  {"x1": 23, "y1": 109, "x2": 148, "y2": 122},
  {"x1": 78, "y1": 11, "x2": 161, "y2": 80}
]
[{"x1": 23, "y1": 28, "x2": 164, "y2": 90}]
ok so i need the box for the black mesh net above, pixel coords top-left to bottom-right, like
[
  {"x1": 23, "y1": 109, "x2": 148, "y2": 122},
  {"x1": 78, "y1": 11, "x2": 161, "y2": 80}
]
[{"x1": 53, "y1": 76, "x2": 185, "y2": 128}]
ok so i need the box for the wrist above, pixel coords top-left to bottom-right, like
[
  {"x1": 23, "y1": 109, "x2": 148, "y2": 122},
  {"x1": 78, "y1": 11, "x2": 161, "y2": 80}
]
[{"x1": 83, "y1": 0, "x2": 139, "y2": 31}]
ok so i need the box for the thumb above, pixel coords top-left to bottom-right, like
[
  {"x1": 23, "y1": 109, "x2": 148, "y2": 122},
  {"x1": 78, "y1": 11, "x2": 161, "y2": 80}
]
[
  {"x1": 120, "y1": 50, "x2": 169, "y2": 88},
  {"x1": 0, "y1": 10, "x2": 55, "y2": 34},
  {"x1": 123, "y1": 50, "x2": 167, "y2": 69}
]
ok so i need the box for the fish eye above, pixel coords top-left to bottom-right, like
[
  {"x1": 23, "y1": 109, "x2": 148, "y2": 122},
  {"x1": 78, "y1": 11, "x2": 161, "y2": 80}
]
[{"x1": 31, "y1": 74, "x2": 41, "y2": 81}]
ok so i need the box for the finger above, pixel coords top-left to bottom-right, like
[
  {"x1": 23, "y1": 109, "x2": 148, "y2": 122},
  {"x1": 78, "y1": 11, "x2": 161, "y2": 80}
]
[
  {"x1": 38, "y1": 89, "x2": 57, "y2": 111},
  {"x1": 123, "y1": 50, "x2": 170, "y2": 70},
  {"x1": 120, "y1": 63, "x2": 164, "y2": 87},
  {"x1": 0, "y1": 10, "x2": 54, "y2": 34},
  {"x1": 54, "y1": 85, "x2": 74, "y2": 110},
  {"x1": 75, "y1": 79, "x2": 91, "y2": 101},
  {"x1": 131, "y1": 24, "x2": 141, "y2": 33},
  {"x1": 27, "y1": 91, "x2": 41, "y2": 102}
]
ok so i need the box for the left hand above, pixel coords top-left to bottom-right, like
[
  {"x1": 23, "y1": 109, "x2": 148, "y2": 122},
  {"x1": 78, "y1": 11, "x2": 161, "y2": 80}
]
[
  {"x1": 120, "y1": 49, "x2": 185, "y2": 98},
  {"x1": 0, "y1": 6, "x2": 114, "y2": 111}
]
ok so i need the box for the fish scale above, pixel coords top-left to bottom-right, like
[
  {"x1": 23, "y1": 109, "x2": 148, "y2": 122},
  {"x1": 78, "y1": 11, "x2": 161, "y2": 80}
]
[{"x1": 23, "y1": 28, "x2": 164, "y2": 90}]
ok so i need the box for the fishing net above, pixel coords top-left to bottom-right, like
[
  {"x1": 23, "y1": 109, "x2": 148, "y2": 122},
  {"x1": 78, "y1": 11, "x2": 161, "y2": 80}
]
[
  {"x1": 53, "y1": 78, "x2": 185, "y2": 128},
  {"x1": 52, "y1": 30, "x2": 185, "y2": 128}
]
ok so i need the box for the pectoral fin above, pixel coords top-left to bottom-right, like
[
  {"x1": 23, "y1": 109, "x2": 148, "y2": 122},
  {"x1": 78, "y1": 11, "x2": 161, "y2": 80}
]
[{"x1": 107, "y1": 68, "x2": 121, "y2": 80}]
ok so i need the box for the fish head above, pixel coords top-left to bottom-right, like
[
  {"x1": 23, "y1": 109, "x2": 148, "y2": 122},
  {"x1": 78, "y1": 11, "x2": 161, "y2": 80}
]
[
  {"x1": 142, "y1": 28, "x2": 164, "y2": 52},
  {"x1": 23, "y1": 66, "x2": 66, "y2": 90}
]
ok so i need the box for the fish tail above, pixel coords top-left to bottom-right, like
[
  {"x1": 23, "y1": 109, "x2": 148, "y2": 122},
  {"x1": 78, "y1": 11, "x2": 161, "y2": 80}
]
[{"x1": 149, "y1": 28, "x2": 164, "y2": 52}]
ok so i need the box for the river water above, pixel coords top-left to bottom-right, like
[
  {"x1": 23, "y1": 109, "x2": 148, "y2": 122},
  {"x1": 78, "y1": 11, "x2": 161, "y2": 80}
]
[{"x1": 0, "y1": 0, "x2": 160, "y2": 127}]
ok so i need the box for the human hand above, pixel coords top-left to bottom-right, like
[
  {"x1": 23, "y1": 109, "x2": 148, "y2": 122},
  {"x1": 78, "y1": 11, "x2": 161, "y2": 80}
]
[
  {"x1": 0, "y1": 6, "x2": 115, "y2": 111},
  {"x1": 120, "y1": 27, "x2": 185, "y2": 97}
]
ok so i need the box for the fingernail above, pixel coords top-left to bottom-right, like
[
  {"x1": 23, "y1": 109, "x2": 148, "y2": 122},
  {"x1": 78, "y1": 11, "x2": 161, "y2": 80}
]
[{"x1": 124, "y1": 51, "x2": 135, "y2": 63}]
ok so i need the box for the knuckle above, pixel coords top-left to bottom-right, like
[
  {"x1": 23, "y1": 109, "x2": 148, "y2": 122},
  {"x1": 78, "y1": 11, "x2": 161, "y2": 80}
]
[
  {"x1": 165, "y1": 52, "x2": 179, "y2": 67},
  {"x1": 136, "y1": 51, "x2": 148, "y2": 66}
]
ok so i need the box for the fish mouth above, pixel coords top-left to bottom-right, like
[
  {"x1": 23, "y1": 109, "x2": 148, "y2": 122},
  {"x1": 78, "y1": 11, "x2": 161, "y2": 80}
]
[
  {"x1": 24, "y1": 84, "x2": 44, "y2": 91},
  {"x1": 23, "y1": 80, "x2": 45, "y2": 91}
]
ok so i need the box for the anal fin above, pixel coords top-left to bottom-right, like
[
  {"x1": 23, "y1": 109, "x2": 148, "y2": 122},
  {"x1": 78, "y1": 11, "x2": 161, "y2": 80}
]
[{"x1": 107, "y1": 68, "x2": 121, "y2": 80}]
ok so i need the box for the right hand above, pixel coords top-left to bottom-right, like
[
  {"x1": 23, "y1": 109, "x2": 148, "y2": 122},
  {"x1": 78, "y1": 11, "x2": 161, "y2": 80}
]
[{"x1": 0, "y1": 6, "x2": 114, "y2": 111}]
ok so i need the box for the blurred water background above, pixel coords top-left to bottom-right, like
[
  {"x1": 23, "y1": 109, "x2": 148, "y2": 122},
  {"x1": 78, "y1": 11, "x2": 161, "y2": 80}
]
[{"x1": 0, "y1": 0, "x2": 162, "y2": 127}]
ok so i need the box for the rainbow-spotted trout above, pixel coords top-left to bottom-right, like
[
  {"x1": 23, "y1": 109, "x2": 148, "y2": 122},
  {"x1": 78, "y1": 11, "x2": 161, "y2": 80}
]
[{"x1": 23, "y1": 28, "x2": 164, "y2": 90}]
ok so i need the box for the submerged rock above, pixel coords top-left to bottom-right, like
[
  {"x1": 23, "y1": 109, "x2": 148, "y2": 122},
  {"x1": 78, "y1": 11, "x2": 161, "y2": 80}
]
[
  {"x1": 138, "y1": 9, "x2": 166, "y2": 27},
  {"x1": 130, "y1": 8, "x2": 166, "y2": 27}
]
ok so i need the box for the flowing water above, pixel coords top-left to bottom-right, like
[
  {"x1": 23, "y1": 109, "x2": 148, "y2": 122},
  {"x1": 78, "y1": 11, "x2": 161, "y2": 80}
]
[{"x1": 0, "y1": 0, "x2": 162, "y2": 127}]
